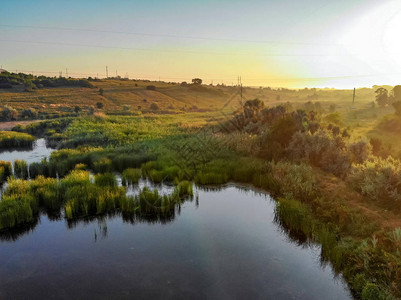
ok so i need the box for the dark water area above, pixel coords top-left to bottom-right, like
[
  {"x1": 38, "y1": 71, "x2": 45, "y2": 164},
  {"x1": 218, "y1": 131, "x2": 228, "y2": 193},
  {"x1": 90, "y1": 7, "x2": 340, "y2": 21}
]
[
  {"x1": 0, "y1": 185, "x2": 351, "y2": 299},
  {"x1": 0, "y1": 138, "x2": 54, "y2": 164}
]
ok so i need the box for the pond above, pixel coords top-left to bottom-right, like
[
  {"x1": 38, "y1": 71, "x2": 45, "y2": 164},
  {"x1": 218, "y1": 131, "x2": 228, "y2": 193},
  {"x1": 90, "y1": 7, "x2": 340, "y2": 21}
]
[
  {"x1": 0, "y1": 138, "x2": 54, "y2": 164},
  {"x1": 0, "y1": 184, "x2": 351, "y2": 299}
]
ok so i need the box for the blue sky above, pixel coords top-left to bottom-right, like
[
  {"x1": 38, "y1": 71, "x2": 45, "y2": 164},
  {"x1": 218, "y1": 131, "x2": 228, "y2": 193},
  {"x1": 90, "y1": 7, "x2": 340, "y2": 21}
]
[{"x1": 1, "y1": 0, "x2": 400, "y2": 88}]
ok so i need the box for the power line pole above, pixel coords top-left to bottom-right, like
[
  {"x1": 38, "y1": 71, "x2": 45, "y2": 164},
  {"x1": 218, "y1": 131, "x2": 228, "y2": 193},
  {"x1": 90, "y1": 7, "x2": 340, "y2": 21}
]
[
  {"x1": 106, "y1": 66, "x2": 108, "y2": 78},
  {"x1": 352, "y1": 87, "x2": 356, "y2": 106},
  {"x1": 66, "y1": 68, "x2": 68, "y2": 77},
  {"x1": 240, "y1": 76, "x2": 243, "y2": 104}
]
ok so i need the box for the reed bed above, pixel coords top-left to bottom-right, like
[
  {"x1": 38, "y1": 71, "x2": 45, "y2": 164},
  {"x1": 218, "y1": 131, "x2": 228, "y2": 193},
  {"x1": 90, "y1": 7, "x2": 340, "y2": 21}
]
[
  {"x1": 0, "y1": 131, "x2": 35, "y2": 149},
  {"x1": 121, "y1": 168, "x2": 142, "y2": 185},
  {"x1": 0, "y1": 161, "x2": 12, "y2": 183},
  {"x1": 14, "y1": 160, "x2": 28, "y2": 179}
]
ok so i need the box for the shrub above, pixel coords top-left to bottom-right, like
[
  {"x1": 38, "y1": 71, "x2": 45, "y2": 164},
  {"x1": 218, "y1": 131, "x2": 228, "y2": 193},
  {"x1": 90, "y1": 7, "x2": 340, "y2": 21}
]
[
  {"x1": 287, "y1": 129, "x2": 350, "y2": 177},
  {"x1": 348, "y1": 156, "x2": 401, "y2": 208},
  {"x1": 269, "y1": 161, "x2": 317, "y2": 202},
  {"x1": 361, "y1": 283, "x2": 384, "y2": 300},
  {"x1": 150, "y1": 103, "x2": 159, "y2": 111},
  {"x1": 21, "y1": 108, "x2": 38, "y2": 119},
  {"x1": 348, "y1": 140, "x2": 372, "y2": 164}
]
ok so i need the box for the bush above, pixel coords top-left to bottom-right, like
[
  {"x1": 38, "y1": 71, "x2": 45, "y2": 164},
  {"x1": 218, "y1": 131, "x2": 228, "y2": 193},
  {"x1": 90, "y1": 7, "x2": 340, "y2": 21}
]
[
  {"x1": 21, "y1": 108, "x2": 38, "y2": 119},
  {"x1": 348, "y1": 156, "x2": 401, "y2": 208},
  {"x1": 269, "y1": 161, "x2": 317, "y2": 202},
  {"x1": 361, "y1": 283, "x2": 384, "y2": 300},
  {"x1": 348, "y1": 140, "x2": 372, "y2": 164},
  {"x1": 287, "y1": 129, "x2": 350, "y2": 177},
  {"x1": 150, "y1": 103, "x2": 159, "y2": 111}
]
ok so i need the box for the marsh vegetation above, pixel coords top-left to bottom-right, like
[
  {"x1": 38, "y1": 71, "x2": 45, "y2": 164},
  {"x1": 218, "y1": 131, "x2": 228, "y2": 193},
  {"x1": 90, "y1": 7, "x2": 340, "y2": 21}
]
[{"x1": 1, "y1": 76, "x2": 401, "y2": 299}]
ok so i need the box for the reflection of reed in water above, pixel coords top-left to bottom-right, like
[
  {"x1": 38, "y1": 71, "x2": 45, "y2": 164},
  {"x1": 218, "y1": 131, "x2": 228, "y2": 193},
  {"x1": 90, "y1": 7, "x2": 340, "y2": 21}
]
[{"x1": 0, "y1": 218, "x2": 39, "y2": 242}]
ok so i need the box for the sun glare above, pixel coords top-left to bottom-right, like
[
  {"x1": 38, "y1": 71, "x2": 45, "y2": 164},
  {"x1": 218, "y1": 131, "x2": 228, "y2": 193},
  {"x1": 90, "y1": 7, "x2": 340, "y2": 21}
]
[{"x1": 341, "y1": 0, "x2": 401, "y2": 84}]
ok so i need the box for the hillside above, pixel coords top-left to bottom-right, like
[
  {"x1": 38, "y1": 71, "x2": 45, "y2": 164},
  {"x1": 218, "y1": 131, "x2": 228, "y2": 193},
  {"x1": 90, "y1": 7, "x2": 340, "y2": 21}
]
[{"x1": 0, "y1": 76, "x2": 377, "y2": 116}]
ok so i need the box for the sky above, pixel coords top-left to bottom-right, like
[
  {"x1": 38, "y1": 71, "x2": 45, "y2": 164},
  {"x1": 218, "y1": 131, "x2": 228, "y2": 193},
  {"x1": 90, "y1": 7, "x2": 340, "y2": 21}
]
[{"x1": 1, "y1": 0, "x2": 401, "y2": 88}]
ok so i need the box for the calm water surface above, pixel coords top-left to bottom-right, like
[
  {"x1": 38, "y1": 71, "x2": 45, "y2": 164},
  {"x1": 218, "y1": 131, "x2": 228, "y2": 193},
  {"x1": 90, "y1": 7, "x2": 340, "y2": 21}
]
[
  {"x1": 0, "y1": 185, "x2": 351, "y2": 299},
  {"x1": 0, "y1": 138, "x2": 54, "y2": 164}
]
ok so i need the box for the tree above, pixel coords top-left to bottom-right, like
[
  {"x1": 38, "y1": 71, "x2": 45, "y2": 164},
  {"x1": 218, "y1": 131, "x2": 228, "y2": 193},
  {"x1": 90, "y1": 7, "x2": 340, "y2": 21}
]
[
  {"x1": 244, "y1": 98, "x2": 264, "y2": 119},
  {"x1": 375, "y1": 88, "x2": 389, "y2": 107},
  {"x1": 21, "y1": 108, "x2": 37, "y2": 119},
  {"x1": 74, "y1": 106, "x2": 81, "y2": 114},
  {"x1": 392, "y1": 101, "x2": 401, "y2": 116},
  {"x1": 392, "y1": 85, "x2": 401, "y2": 102},
  {"x1": 99, "y1": 88, "x2": 104, "y2": 96},
  {"x1": 150, "y1": 103, "x2": 159, "y2": 110},
  {"x1": 1, "y1": 105, "x2": 17, "y2": 121},
  {"x1": 192, "y1": 78, "x2": 202, "y2": 85},
  {"x1": 96, "y1": 102, "x2": 104, "y2": 109}
]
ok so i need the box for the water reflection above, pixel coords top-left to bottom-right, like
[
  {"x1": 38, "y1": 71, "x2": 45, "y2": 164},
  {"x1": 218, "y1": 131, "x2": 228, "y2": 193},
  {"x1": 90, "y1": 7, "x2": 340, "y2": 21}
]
[
  {"x1": 0, "y1": 185, "x2": 351, "y2": 299},
  {"x1": 0, "y1": 138, "x2": 54, "y2": 164},
  {"x1": 0, "y1": 219, "x2": 39, "y2": 242}
]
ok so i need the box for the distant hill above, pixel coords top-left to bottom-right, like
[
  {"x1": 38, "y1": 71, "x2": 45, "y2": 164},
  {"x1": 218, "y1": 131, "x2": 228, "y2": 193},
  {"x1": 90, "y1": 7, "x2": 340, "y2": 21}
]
[{"x1": 0, "y1": 72, "x2": 378, "y2": 119}]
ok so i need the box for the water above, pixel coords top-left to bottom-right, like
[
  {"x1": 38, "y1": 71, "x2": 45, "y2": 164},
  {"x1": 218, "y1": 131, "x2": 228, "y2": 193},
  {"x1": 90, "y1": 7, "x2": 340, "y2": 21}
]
[
  {"x1": 0, "y1": 138, "x2": 54, "y2": 164},
  {"x1": 0, "y1": 185, "x2": 351, "y2": 299}
]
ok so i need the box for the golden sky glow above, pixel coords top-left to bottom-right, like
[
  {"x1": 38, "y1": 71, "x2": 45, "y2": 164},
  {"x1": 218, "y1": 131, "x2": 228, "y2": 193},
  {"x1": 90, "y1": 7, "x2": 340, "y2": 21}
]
[{"x1": 1, "y1": 0, "x2": 401, "y2": 88}]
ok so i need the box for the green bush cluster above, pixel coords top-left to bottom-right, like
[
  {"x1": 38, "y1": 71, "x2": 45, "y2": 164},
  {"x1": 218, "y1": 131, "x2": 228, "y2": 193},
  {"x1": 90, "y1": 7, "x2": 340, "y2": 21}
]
[{"x1": 348, "y1": 156, "x2": 401, "y2": 209}]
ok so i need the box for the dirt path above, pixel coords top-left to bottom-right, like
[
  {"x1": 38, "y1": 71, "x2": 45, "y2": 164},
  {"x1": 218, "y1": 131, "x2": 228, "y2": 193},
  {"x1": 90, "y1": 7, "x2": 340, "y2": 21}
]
[
  {"x1": 0, "y1": 120, "x2": 41, "y2": 131},
  {"x1": 318, "y1": 173, "x2": 401, "y2": 231}
]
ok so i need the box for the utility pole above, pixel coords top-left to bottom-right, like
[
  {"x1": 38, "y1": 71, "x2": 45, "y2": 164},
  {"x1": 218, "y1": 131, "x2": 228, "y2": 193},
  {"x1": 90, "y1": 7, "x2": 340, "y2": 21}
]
[
  {"x1": 352, "y1": 87, "x2": 356, "y2": 106},
  {"x1": 240, "y1": 76, "x2": 243, "y2": 104},
  {"x1": 66, "y1": 68, "x2": 68, "y2": 78},
  {"x1": 106, "y1": 66, "x2": 108, "y2": 78}
]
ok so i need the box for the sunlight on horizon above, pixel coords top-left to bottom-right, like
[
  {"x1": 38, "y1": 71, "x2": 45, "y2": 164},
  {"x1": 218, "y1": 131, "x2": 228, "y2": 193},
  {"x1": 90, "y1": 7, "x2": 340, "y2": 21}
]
[{"x1": 1, "y1": 0, "x2": 401, "y2": 88}]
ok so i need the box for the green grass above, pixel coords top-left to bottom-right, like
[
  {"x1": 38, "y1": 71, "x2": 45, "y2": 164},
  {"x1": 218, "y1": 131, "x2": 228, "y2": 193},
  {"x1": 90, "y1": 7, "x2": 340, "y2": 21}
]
[
  {"x1": 14, "y1": 160, "x2": 28, "y2": 179},
  {"x1": 121, "y1": 168, "x2": 142, "y2": 185},
  {"x1": 1, "y1": 97, "x2": 401, "y2": 298},
  {"x1": 0, "y1": 131, "x2": 35, "y2": 148}
]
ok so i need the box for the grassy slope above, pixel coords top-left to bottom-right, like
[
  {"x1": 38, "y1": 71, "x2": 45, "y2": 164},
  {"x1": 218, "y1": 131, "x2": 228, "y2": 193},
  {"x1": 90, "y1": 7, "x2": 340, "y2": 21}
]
[{"x1": 0, "y1": 79, "x2": 376, "y2": 114}]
